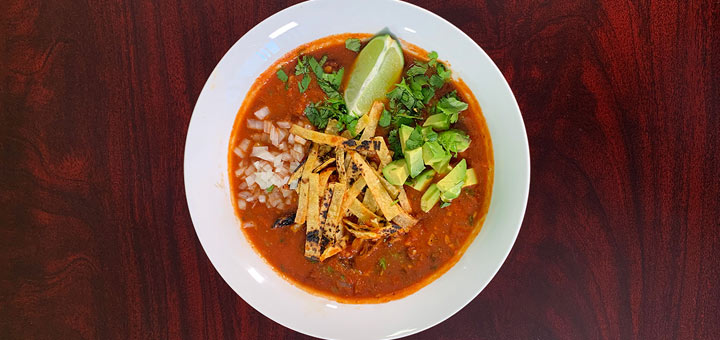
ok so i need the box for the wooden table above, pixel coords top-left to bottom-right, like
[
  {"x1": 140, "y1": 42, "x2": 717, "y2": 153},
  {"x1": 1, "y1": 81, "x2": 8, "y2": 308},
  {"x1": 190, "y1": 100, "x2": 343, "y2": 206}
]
[{"x1": 1, "y1": 0, "x2": 718, "y2": 338}]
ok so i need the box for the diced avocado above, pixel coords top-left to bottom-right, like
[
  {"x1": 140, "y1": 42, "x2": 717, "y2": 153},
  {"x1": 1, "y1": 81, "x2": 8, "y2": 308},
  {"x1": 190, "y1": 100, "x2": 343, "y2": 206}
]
[
  {"x1": 423, "y1": 114, "x2": 450, "y2": 131},
  {"x1": 440, "y1": 181, "x2": 463, "y2": 201},
  {"x1": 422, "y1": 141, "x2": 446, "y2": 165},
  {"x1": 405, "y1": 147, "x2": 425, "y2": 178},
  {"x1": 463, "y1": 168, "x2": 478, "y2": 187},
  {"x1": 438, "y1": 129, "x2": 471, "y2": 153},
  {"x1": 421, "y1": 184, "x2": 441, "y2": 212},
  {"x1": 437, "y1": 159, "x2": 467, "y2": 193},
  {"x1": 409, "y1": 169, "x2": 436, "y2": 191},
  {"x1": 431, "y1": 152, "x2": 452, "y2": 174},
  {"x1": 383, "y1": 159, "x2": 410, "y2": 186},
  {"x1": 398, "y1": 125, "x2": 414, "y2": 153}
]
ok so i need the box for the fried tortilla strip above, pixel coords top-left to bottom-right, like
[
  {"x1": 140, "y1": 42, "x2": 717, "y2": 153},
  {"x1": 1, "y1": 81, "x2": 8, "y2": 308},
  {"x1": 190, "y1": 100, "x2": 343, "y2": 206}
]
[
  {"x1": 343, "y1": 219, "x2": 382, "y2": 240},
  {"x1": 319, "y1": 119, "x2": 339, "y2": 158},
  {"x1": 392, "y1": 210, "x2": 418, "y2": 230},
  {"x1": 335, "y1": 148, "x2": 346, "y2": 184},
  {"x1": 341, "y1": 139, "x2": 375, "y2": 157},
  {"x1": 314, "y1": 157, "x2": 336, "y2": 173},
  {"x1": 340, "y1": 177, "x2": 366, "y2": 218},
  {"x1": 371, "y1": 137, "x2": 393, "y2": 166},
  {"x1": 287, "y1": 159, "x2": 305, "y2": 189},
  {"x1": 370, "y1": 166, "x2": 400, "y2": 198},
  {"x1": 360, "y1": 101, "x2": 384, "y2": 140},
  {"x1": 325, "y1": 119, "x2": 340, "y2": 135},
  {"x1": 326, "y1": 183, "x2": 346, "y2": 235},
  {"x1": 291, "y1": 124, "x2": 347, "y2": 147},
  {"x1": 362, "y1": 188, "x2": 379, "y2": 213},
  {"x1": 345, "y1": 151, "x2": 362, "y2": 184},
  {"x1": 378, "y1": 222, "x2": 405, "y2": 238},
  {"x1": 318, "y1": 183, "x2": 334, "y2": 250},
  {"x1": 349, "y1": 198, "x2": 382, "y2": 224},
  {"x1": 319, "y1": 167, "x2": 334, "y2": 190},
  {"x1": 397, "y1": 188, "x2": 412, "y2": 213},
  {"x1": 319, "y1": 245, "x2": 342, "y2": 262},
  {"x1": 354, "y1": 114, "x2": 369, "y2": 136},
  {"x1": 294, "y1": 143, "x2": 319, "y2": 225},
  {"x1": 304, "y1": 173, "x2": 322, "y2": 261},
  {"x1": 352, "y1": 152, "x2": 401, "y2": 221}
]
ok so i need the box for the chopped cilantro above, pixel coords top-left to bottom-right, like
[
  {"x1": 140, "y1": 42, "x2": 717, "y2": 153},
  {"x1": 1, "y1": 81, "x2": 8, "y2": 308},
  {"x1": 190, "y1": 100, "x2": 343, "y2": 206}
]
[
  {"x1": 405, "y1": 126, "x2": 425, "y2": 150},
  {"x1": 388, "y1": 129, "x2": 403, "y2": 159},
  {"x1": 378, "y1": 109, "x2": 392, "y2": 127},
  {"x1": 266, "y1": 185, "x2": 275, "y2": 193},
  {"x1": 406, "y1": 62, "x2": 428, "y2": 76},
  {"x1": 429, "y1": 74, "x2": 444, "y2": 89},
  {"x1": 295, "y1": 55, "x2": 309, "y2": 75},
  {"x1": 441, "y1": 202, "x2": 451, "y2": 208},
  {"x1": 436, "y1": 63, "x2": 451, "y2": 80},
  {"x1": 345, "y1": 38, "x2": 362, "y2": 52},
  {"x1": 298, "y1": 75, "x2": 311, "y2": 93},
  {"x1": 435, "y1": 92, "x2": 468, "y2": 123},
  {"x1": 378, "y1": 258, "x2": 387, "y2": 272},
  {"x1": 428, "y1": 51, "x2": 438, "y2": 67},
  {"x1": 276, "y1": 69, "x2": 288, "y2": 83}
]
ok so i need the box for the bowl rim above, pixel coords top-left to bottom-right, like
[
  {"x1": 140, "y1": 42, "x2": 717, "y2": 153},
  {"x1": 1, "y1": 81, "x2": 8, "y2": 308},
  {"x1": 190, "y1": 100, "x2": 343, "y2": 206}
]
[{"x1": 184, "y1": 0, "x2": 530, "y2": 338}]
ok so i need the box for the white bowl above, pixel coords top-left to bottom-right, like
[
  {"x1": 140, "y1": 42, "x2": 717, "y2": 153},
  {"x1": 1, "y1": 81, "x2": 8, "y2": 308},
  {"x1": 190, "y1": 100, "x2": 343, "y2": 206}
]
[{"x1": 184, "y1": 0, "x2": 530, "y2": 338}]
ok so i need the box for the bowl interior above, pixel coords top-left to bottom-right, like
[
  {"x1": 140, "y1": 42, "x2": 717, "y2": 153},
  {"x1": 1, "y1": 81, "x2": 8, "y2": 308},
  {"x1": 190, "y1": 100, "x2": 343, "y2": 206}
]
[{"x1": 184, "y1": 0, "x2": 529, "y2": 339}]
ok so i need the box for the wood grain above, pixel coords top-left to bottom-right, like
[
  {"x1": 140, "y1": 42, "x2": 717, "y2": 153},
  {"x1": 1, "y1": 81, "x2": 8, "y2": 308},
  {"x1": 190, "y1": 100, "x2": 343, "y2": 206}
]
[{"x1": 1, "y1": 0, "x2": 718, "y2": 339}]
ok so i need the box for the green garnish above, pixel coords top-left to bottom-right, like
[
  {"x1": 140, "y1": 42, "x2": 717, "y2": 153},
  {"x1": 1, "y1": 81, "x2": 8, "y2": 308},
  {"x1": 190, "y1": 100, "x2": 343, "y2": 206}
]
[
  {"x1": 378, "y1": 258, "x2": 387, "y2": 272},
  {"x1": 345, "y1": 38, "x2": 362, "y2": 52},
  {"x1": 435, "y1": 92, "x2": 468, "y2": 124},
  {"x1": 266, "y1": 185, "x2": 275, "y2": 193},
  {"x1": 276, "y1": 69, "x2": 288, "y2": 83},
  {"x1": 428, "y1": 51, "x2": 439, "y2": 67},
  {"x1": 406, "y1": 62, "x2": 428, "y2": 76},
  {"x1": 298, "y1": 75, "x2": 310, "y2": 93},
  {"x1": 405, "y1": 126, "x2": 425, "y2": 150},
  {"x1": 388, "y1": 129, "x2": 403, "y2": 158},
  {"x1": 440, "y1": 202, "x2": 451, "y2": 208},
  {"x1": 379, "y1": 109, "x2": 392, "y2": 127},
  {"x1": 438, "y1": 129, "x2": 471, "y2": 155}
]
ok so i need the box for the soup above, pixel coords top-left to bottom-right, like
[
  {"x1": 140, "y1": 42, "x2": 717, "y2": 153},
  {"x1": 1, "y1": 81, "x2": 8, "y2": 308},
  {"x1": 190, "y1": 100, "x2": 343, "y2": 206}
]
[{"x1": 229, "y1": 33, "x2": 493, "y2": 303}]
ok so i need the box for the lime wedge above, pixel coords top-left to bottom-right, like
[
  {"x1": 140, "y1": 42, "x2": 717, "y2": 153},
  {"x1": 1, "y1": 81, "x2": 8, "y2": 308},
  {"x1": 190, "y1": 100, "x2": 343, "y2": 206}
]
[{"x1": 344, "y1": 35, "x2": 404, "y2": 117}]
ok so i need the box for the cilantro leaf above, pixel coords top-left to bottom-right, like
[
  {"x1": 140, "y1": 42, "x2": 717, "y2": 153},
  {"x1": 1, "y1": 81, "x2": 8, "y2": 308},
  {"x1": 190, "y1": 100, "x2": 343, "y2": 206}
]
[
  {"x1": 318, "y1": 80, "x2": 340, "y2": 99},
  {"x1": 295, "y1": 55, "x2": 309, "y2": 75},
  {"x1": 266, "y1": 185, "x2": 275, "y2": 193},
  {"x1": 440, "y1": 202, "x2": 451, "y2": 208},
  {"x1": 388, "y1": 129, "x2": 403, "y2": 159},
  {"x1": 438, "y1": 129, "x2": 471, "y2": 155},
  {"x1": 405, "y1": 126, "x2": 425, "y2": 150},
  {"x1": 428, "y1": 51, "x2": 438, "y2": 67},
  {"x1": 298, "y1": 75, "x2": 311, "y2": 93},
  {"x1": 429, "y1": 74, "x2": 444, "y2": 89},
  {"x1": 435, "y1": 92, "x2": 468, "y2": 123},
  {"x1": 276, "y1": 69, "x2": 288, "y2": 83},
  {"x1": 406, "y1": 62, "x2": 428, "y2": 76},
  {"x1": 379, "y1": 109, "x2": 392, "y2": 127},
  {"x1": 304, "y1": 104, "x2": 330, "y2": 129},
  {"x1": 345, "y1": 38, "x2": 361, "y2": 52},
  {"x1": 436, "y1": 63, "x2": 451, "y2": 80},
  {"x1": 308, "y1": 55, "x2": 327, "y2": 79}
]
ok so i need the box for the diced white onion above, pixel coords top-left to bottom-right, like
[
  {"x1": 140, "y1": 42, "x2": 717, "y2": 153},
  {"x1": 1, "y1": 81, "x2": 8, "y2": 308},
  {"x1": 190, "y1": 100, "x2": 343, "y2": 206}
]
[
  {"x1": 254, "y1": 107, "x2": 270, "y2": 119},
  {"x1": 247, "y1": 119, "x2": 263, "y2": 130},
  {"x1": 239, "y1": 139, "x2": 251, "y2": 152},
  {"x1": 277, "y1": 121, "x2": 291, "y2": 129},
  {"x1": 237, "y1": 200, "x2": 247, "y2": 210}
]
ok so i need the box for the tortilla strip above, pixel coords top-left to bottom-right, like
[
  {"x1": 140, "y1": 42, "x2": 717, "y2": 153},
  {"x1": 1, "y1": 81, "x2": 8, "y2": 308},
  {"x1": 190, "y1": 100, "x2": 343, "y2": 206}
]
[
  {"x1": 370, "y1": 166, "x2": 400, "y2": 198},
  {"x1": 341, "y1": 139, "x2": 375, "y2": 157},
  {"x1": 291, "y1": 124, "x2": 347, "y2": 147},
  {"x1": 326, "y1": 183, "x2": 346, "y2": 235},
  {"x1": 343, "y1": 219, "x2": 382, "y2": 240},
  {"x1": 318, "y1": 184, "x2": 334, "y2": 250},
  {"x1": 377, "y1": 222, "x2": 405, "y2": 238},
  {"x1": 319, "y1": 167, "x2": 334, "y2": 190},
  {"x1": 362, "y1": 187, "x2": 379, "y2": 213},
  {"x1": 360, "y1": 101, "x2": 384, "y2": 140},
  {"x1": 288, "y1": 160, "x2": 305, "y2": 189},
  {"x1": 325, "y1": 119, "x2": 340, "y2": 135},
  {"x1": 397, "y1": 188, "x2": 412, "y2": 213},
  {"x1": 335, "y1": 148, "x2": 346, "y2": 185},
  {"x1": 392, "y1": 210, "x2": 418, "y2": 230},
  {"x1": 352, "y1": 152, "x2": 401, "y2": 221},
  {"x1": 319, "y1": 245, "x2": 342, "y2": 262},
  {"x1": 304, "y1": 173, "x2": 321, "y2": 261},
  {"x1": 354, "y1": 114, "x2": 369, "y2": 136},
  {"x1": 345, "y1": 151, "x2": 362, "y2": 184},
  {"x1": 349, "y1": 198, "x2": 382, "y2": 224},
  {"x1": 294, "y1": 143, "x2": 319, "y2": 225},
  {"x1": 371, "y1": 137, "x2": 393, "y2": 166},
  {"x1": 340, "y1": 177, "x2": 366, "y2": 218},
  {"x1": 314, "y1": 157, "x2": 336, "y2": 173}
]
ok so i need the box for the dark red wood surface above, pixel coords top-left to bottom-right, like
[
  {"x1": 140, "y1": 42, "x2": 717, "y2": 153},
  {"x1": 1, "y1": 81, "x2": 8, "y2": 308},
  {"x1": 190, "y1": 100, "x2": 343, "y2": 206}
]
[{"x1": 1, "y1": 0, "x2": 718, "y2": 339}]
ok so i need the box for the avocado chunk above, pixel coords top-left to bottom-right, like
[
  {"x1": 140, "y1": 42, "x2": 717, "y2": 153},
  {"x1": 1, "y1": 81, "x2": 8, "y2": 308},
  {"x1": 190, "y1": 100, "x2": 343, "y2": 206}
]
[
  {"x1": 405, "y1": 147, "x2": 425, "y2": 178},
  {"x1": 438, "y1": 129, "x2": 471, "y2": 154},
  {"x1": 422, "y1": 141, "x2": 446, "y2": 165},
  {"x1": 423, "y1": 114, "x2": 450, "y2": 131},
  {"x1": 409, "y1": 169, "x2": 436, "y2": 191},
  {"x1": 382, "y1": 159, "x2": 410, "y2": 186},
  {"x1": 440, "y1": 181, "x2": 463, "y2": 201},
  {"x1": 431, "y1": 152, "x2": 452, "y2": 174},
  {"x1": 437, "y1": 159, "x2": 467, "y2": 195},
  {"x1": 421, "y1": 184, "x2": 441, "y2": 212},
  {"x1": 463, "y1": 168, "x2": 478, "y2": 187},
  {"x1": 398, "y1": 125, "x2": 414, "y2": 152}
]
